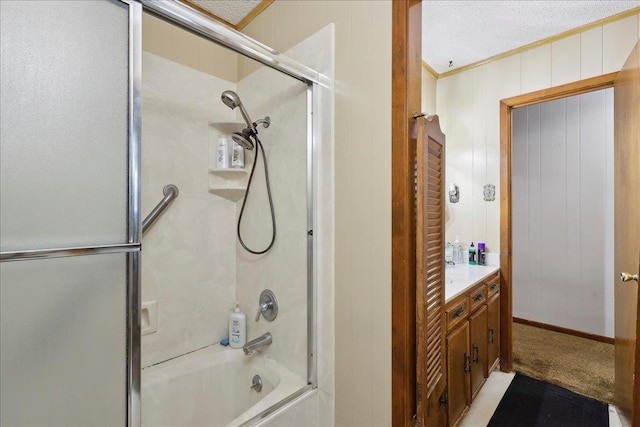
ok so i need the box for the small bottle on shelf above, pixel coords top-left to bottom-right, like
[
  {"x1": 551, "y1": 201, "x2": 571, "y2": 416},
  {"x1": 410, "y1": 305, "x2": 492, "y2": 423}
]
[
  {"x1": 217, "y1": 135, "x2": 230, "y2": 169},
  {"x1": 231, "y1": 141, "x2": 244, "y2": 168}
]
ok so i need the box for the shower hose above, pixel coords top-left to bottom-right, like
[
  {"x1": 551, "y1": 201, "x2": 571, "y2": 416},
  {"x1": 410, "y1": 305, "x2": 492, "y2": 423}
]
[{"x1": 237, "y1": 136, "x2": 276, "y2": 254}]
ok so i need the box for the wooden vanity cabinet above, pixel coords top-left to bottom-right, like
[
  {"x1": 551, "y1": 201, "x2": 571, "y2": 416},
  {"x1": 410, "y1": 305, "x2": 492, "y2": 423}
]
[
  {"x1": 487, "y1": 291, "x2": 500, "y2": 373},
  {"x1": 445, "y1": 271, "x2": 501, "y2": 427},
  {"x1": 446, "y1": 321, "x2": 470, "y2": 427},
  {"x1": 469, "y1": 305, "x2": 487, "y2": 400}
]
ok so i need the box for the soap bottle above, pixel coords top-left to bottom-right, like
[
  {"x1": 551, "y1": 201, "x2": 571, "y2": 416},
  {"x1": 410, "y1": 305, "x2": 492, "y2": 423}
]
[
  {"x1": 231, "y1": 141, "x2": 244, "y2": 168},
  {"x1": 477, "y1": 242, "x2": 486, "y2": 265},
  {"x1": 217, "y1": 135, "x2": 230, "y2": 169},
  {"x1": 229, "y1": 301, "x2": 246, "y2": 348},
  {"x1": 453, "y1": 236, "x2": 461, "y2": 264},
  {"x1": 468, "y1": 242, "x2": 477, "y2": 265}
]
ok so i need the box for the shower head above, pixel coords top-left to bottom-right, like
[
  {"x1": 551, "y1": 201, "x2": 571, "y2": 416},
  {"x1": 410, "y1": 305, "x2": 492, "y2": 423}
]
[
  {"x1": 231, "y1": 128, "x2": 255, "y2": 151},
  {"x1": 221, "y1": 90, "x2": 256, "y2": 133}
]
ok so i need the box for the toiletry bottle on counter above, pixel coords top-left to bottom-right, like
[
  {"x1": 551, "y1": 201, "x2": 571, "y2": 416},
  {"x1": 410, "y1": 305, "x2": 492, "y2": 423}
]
[
  {"x1": 469, "y1": 242, "x2": 477, "y2": 265},
  {"x1": 458, "y1": 241, "x2": 466, "y2": 264},
  {"x1": 453, "y1": 236, "x2": 460, "y2": 264},
  {"x1": 477, "y1": 242, "x2": 486, "y2": 265},
  {"x1": 217, "y1": 135, "x2": 230, "y2": 169},
  {"x1": 231, "y1": 141, "x2": 244, "y2": 168},
  {"x1": 229, "y1": 301, "x2": 246, "y2": 348},
  {"x1": 445, "y1": 243, "x2": 454, "y2": 264}
]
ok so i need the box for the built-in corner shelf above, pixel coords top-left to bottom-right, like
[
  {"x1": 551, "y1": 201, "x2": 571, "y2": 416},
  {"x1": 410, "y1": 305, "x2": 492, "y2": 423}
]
[
  {"x1": 208, "y1": 187, "x2": 246, "y2": 202},
  {"x1": 207, "y1": 122, "x2": 251, "y2": 202},
  {"x1": 208, "y1": 168, "x2": 249, "y2": 202},
  {"x1": 210, "y1": 168, "x2": 248, "y2": 178}
]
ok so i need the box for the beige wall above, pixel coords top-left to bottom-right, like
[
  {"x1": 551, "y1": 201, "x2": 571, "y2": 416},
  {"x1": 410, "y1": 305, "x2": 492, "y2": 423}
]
[
  {"x1": 142, "y1": 12, "x2": 238, "y2": 83},
  {"x1": 242, "y1": 2, "x2": 393, "y2": 426},
  {"x1": 422, "y1": 67, "x2": 437, "y2": 115},
  {"x1": 434, "y1": 13, "x2": 640, "y2": 253}
]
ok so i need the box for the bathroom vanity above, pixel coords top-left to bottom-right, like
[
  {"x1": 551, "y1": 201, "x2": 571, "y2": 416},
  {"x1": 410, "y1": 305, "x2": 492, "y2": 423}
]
[{"x1": 444, "y1": 264, "x2": 501, "y2": 427}]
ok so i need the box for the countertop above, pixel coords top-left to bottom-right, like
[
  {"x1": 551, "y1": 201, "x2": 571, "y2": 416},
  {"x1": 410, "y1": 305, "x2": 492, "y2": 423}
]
[{"x1": 445, "y1": 264, "x2": 500, "y2": 303}]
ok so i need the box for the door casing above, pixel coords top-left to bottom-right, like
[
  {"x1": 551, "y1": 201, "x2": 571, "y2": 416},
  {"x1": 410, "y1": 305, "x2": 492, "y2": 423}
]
[{"x1": 499, "y1": 72, "x2": 618, "y2": 372}]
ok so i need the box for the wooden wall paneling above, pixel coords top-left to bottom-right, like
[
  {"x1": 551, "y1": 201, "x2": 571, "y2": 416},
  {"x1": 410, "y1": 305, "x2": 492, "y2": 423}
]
[
  {"x1": 500, "y1": 72, "x2": 619, "y2": 374},
  {"x1": 511, "y1": 91, "x2": 613, "y2": 336},
  {"x1": 580, "y1": 91, "x2": 608, "y2": 331},
  {"x1": 539, "y1": 98, "x2": 568, "y2": 326},
  {"x1": 510, "y1": 107, "x2": 530, "y2": 321},
  {"x1": 391, "y1": 1, "x2": 422, "y2": 425},
  {"x1": 565, "y1": 95, "x2": 582, "y2": 330},
  {"x1": 526, "y1": 105, "x2": 543, "y2": 321}
]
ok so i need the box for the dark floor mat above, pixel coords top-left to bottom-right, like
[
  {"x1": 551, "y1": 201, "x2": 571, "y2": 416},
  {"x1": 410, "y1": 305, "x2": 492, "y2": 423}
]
[{"x1": 487, "y1": 373, "x2": 609, "y2": 427}]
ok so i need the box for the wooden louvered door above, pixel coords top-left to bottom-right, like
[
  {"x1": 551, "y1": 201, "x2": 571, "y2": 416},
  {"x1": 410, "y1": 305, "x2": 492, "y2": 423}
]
[{"x1": 415, "y1": 115, "x2": 446, "y2": 427}]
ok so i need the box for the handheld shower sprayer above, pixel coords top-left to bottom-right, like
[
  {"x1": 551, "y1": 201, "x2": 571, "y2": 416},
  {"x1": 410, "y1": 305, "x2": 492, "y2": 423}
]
[
  {"x1": 221, "y1": 90, "x2": 255, "y2": 133},
  {"x1": 219, "y1": 90, "x2": 277, "y2": 255},
  {"x1": 221, "y1": 90, "x2": 272, "y2": 151}
]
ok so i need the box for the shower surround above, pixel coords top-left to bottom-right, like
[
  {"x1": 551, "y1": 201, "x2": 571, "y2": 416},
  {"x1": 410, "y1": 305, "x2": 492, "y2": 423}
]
[{"x1": 141, "y1": 20, "x2": 334, "y2": 426}]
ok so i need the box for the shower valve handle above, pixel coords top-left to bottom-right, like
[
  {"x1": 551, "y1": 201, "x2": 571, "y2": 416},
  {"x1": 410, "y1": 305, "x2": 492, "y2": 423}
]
[
  {"x1": 255, "y1": 301, "x2": 273, "y2": 321},
  {"x1": 255, "y1": 289, "x2": 278, "y2": 322}
]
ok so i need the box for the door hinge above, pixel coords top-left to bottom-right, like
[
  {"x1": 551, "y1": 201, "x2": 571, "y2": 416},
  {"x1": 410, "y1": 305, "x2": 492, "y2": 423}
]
[
  {"x1": 439, "y1": 386, "x2": 448, "y2": 407},
  {"x1": 412, "y1": 413, "x2": 422, "y2": 427}
]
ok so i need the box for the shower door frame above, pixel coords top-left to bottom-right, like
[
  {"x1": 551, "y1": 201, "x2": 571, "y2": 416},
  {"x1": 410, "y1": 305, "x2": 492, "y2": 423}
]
[
  {"x1": 0, "y1": 0, "x2": 143, "y2": 425},
  {"x1": 140, "y1": 0, "x2": 322, "y2": 424}
]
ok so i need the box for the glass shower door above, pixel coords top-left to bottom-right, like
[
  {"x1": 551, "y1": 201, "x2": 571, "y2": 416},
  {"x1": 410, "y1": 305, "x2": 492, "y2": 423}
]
[{"x1": 0, "y1": 0, "x2": 141, "y2": 425}]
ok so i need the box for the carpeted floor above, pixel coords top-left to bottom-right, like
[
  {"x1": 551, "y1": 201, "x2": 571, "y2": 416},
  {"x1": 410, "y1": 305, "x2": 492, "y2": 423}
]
[{"x1": 512, "y1": 322, "x2": 614, "y2": 404}]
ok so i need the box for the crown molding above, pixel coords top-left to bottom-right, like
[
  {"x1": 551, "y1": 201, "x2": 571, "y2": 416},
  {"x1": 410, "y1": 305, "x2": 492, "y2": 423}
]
[
  {"x1": 421, "y1": 61, "x2": 439, "y2": 79},
  {"x1": 431, "y1": 6, "x2": 640, "y2": 79}
]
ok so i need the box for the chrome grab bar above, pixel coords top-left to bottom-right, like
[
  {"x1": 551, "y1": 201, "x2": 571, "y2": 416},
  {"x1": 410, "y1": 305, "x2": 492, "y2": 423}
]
[{"x1": 142, "y1": 184, "x2": 179, "y2": 235}]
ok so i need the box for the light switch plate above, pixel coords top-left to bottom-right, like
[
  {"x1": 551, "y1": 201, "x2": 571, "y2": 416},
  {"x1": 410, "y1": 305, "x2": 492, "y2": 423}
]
[{"x1": 141, "y1": 300, "x2": 158, "y2": 336}]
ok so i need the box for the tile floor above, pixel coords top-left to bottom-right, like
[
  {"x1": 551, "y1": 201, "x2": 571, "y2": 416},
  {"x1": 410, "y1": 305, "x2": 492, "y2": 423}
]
[{"x1": 459, "y1": 371, "x2": 624, "y2": 427}]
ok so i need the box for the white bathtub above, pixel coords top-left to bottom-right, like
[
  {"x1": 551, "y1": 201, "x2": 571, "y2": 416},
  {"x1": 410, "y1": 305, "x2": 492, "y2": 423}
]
[{"x1": 141, "y1": 345, "x2": 307, "y2": 427}]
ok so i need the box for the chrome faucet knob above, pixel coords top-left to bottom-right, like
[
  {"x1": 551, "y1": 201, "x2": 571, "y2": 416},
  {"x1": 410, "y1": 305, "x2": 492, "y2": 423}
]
[
  {"x1": 255, "y1": 301, "x2": 272, "y2": 321},
  {"x1": 255, "y1": 289, "x2": 278, "y2": 322}
]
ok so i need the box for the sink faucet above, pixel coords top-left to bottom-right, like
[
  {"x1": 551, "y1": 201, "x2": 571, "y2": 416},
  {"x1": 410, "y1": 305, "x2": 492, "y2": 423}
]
[{"x1": 243, "y1": 332, "x2": 272, "y2": 355}]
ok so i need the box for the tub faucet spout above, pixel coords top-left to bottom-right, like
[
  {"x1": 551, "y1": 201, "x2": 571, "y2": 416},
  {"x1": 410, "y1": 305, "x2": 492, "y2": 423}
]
[{"x1": 243, "y1": 332, "x2": 272, "y2": 355}]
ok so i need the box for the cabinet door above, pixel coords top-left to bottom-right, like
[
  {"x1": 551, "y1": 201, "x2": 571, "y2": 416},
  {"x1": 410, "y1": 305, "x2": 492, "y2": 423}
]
[
  {"x1": 447, "y1": 321, "x2": 470, "y2": 427},
  {"x1": 469, "y1": 305, "x2": 488, "y2": 400},
  {"x1": 487, "y1": 293, "x2": 501, "y2": 374}
]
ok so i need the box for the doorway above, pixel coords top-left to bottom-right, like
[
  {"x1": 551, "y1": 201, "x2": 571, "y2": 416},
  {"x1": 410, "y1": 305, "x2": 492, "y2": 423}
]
[
  {"x1": 499, "y1": 71, "x2": 636, "y2": 414},
  {"x1": 510, "y1": 87, "x2": 615, "y2": 403}
]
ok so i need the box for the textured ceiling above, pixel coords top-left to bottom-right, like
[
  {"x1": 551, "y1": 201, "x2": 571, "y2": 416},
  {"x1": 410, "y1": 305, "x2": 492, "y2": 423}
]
[
  {"x1": 189, "y1": 0, "x2": 262, "y2": 26},
  {"x1": 423, "y1": 1, "x2": 640, "y2": 74}
]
